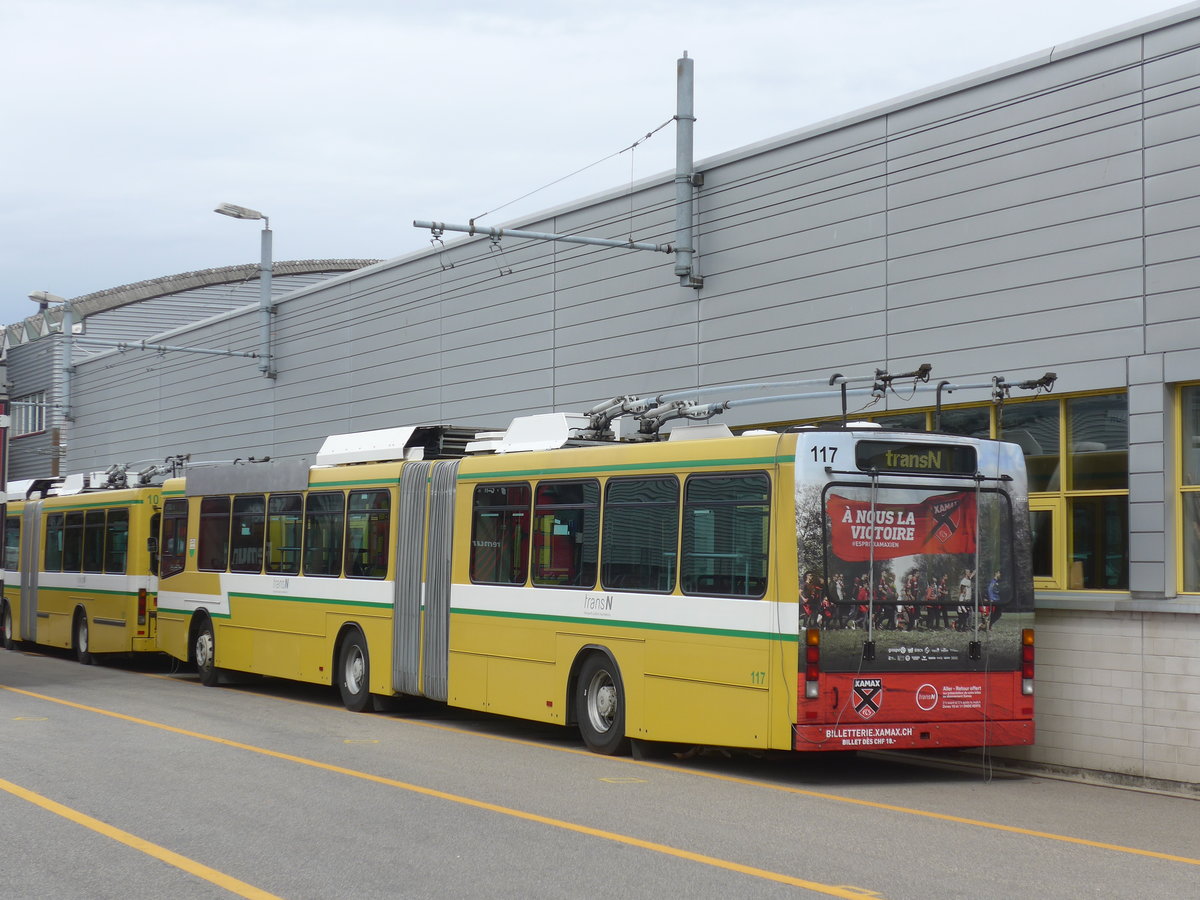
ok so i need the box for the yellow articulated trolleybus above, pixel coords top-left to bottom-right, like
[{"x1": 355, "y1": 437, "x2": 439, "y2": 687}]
[
  {"x1": 1, "y1": 460, "x2": 182, "y2": 661},
  {"x1": 154, "y1": 375, "x2": 1038, "y2": 756}
]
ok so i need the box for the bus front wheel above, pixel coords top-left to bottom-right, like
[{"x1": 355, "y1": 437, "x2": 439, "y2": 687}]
[
  {"x1": 338, "y1": 630, "x2": 372, "y2": 713},
  {"x1": 195, "y1": 621, "x2": 219, "y2": 686},
  {"x1": 575, "y1": 653, "x2": 630, "y2": 756}
]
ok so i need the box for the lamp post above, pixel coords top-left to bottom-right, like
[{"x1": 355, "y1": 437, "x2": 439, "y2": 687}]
[{"x1": 214, "y1": 202, "x2": 275, "y2": 378}]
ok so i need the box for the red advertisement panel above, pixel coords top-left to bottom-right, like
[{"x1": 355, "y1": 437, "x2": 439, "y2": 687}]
[{"x1": 827, "y1": 490, "x2": 976, "y2": 562}]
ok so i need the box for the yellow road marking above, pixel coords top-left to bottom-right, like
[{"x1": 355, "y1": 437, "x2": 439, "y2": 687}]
[
  {"x1": 626, "y1": 762, "x2": 1200, "y2": 867},
  {"x1": 0, "y1": 777, "x2": 281, "y2": 900},
  {"x1": 139, "y1": 672, "x2": 1200, "y2": 868},
  {"x1": 0, "y1": 684, "x2": 874, "y2": 897}
]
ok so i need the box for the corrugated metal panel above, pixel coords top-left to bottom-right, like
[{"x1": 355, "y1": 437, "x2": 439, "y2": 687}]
[
  {"x1": 421, "y1": 461, "x2": 458, "y2": 702},
  {"x1": 393, "y1": 462, "x2": 428, "y2": 696}
]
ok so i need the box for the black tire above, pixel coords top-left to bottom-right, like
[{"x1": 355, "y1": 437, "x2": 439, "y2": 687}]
[
  {"x1": 194, "y1": 619, "x2": 219, "y2": 687},
  {"x1": 338, "y1": 630, "x2": 372, "y2": 712},
  {"x1": 1, "y1": 602, "x2": 14, "y2": 650},
  {"x1": 575, "y1": 653, "x2": 630, "y2": 755},
  {"x1": 74, "y1": 612, "x2": 94, "y2": 665}
]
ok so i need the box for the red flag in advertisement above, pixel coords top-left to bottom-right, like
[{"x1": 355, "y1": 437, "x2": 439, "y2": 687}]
[{"x1": 827, "y1": 491, "x2": 976, "y2": 562}]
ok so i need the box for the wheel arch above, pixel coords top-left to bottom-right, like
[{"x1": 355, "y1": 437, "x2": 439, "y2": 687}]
[{"x1": 331, "y1": 621, "x2": 367, "y2": 674}]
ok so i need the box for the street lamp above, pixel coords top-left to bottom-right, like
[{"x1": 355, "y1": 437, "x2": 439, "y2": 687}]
[
  {"x1": 28, "y1": 289, "x2": 67, "y2": 311},
  {"x1": 214, "y1": 202, "x2": 275, "y2": 378}
]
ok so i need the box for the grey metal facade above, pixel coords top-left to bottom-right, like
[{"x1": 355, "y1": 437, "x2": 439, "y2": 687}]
[
  {"x1": 13, "y1": 5, "x2": 1200, "y2": 787},
  {"x1": 4, "y1": 262, "x2": 379, "y2": 480}
]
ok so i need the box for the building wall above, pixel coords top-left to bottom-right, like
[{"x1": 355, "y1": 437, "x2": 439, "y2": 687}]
[
  {"x1": 7, "y1": 336, "x2": 60, "y2": 476},
  {"x1": 50, "y1": 7, "x2": 1200, "y2": 787},
  {"x1": 1008, "y1": 605, "x2": 1200, "y2": 789}
]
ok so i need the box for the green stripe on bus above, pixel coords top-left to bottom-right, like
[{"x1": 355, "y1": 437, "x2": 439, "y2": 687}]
[{"x1": 451, "y1": 607, "x2": 798, "y2": 642}]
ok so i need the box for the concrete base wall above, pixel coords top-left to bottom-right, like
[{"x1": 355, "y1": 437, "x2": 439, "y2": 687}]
[{"x1": 1001, "y1": 608, "x2": 1200, "y2": 788}]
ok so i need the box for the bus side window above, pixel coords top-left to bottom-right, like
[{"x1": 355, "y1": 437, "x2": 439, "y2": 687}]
[
  {"x1": 681, "y1": 472, "x2": 771, "y2": 598},
  {"x1": 303, "y1": 492, "x2": 345, "y2": 577},
  {"x1": 82, "y1": 509, "x2": 106, "y2": 573},
  {"x1": 198, "y1": 496, "x2": 231, "y2": 572},
  {"x1": 345, "y1": 490, "x2": 389, "y2": 579},
  {"x1": 532, "y1": 479, "x2": 598, "y2": 589},
  {"x1": 266, "y1": 493, "x2": 302, "y2": 576},
  {"x1": 44, "y1": 513, "x2": 64, "y2": 572},
  {"x1": 601, "y1": 476, "x2": 680, "y2": 593},
  {"x1": 62, "y1": 512, "x2": 84, "y2": 573},
  {"x1": 230, "y1": 495, "x2": 265, "y2": 573},
  {"x1": 160, "y1": 498, "x2": 189, "y2": 578},
  {"x1": 470, "y1": 483, "x2": 531, "y2": 585},
  {"x1": 4, "y1": 516, "x2": 20, "y2": 571},
  {"x1": 104, "y1": 508, "x2": 129, "y2": 574}
]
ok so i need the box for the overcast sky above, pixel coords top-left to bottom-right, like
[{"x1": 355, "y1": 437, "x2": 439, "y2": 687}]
[{"x1": 0, "y1": 0, "x2": 1184, "y2": 326}]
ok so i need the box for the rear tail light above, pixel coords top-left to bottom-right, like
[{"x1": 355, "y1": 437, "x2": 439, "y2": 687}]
[
  {"x1": 137, "y1": 588, "x2": 147, "y2": 627},
  {"x1": 1021, "y1": 628, "x2": 1034, "y2": 695},
  {"x1": 804, "y1": 628, "x2": 820, "y2": 699}
]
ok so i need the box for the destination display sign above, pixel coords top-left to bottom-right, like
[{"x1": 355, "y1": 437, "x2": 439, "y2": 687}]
[{"x1": 855, "y1": 440, "x2": 977, "y2": 475}]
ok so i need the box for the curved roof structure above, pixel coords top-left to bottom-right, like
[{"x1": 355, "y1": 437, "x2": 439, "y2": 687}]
[{"x1": 3, "y1": 259, "x2": 381, "y2": 356}]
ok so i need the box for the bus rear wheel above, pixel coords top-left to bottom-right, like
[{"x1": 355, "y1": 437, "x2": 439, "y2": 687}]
[
  {"x1": 1, "y1": 602, "x2": 13, "y2": 650},
  {"x1": 74, "y1": 613, "x2": 94, "y2": 665},
  {"x1": 338, "y1": 630, "x2": 372, "y2": 712},
  {"x1": 576, "y1": 653, "x2": 630, "y2": 756},
  {"x1": 195, "y1": 621, "x2": 219, "y2": 686}
]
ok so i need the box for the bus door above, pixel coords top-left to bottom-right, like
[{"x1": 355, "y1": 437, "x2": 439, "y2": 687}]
[{"x1": 19, "y1": 500, "x2": 43, "y2": 642}]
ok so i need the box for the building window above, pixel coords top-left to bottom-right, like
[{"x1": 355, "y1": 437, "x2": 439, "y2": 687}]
[
  {"x1": 851, "y1": 390, "x2": 1130, "y2": 593},
  {"x1": 13, "y1": 391, "x2": 46, "y2": 436},
  {"x1": 1181, "y1": 384, "x2": 1200, "y2": 593}
]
